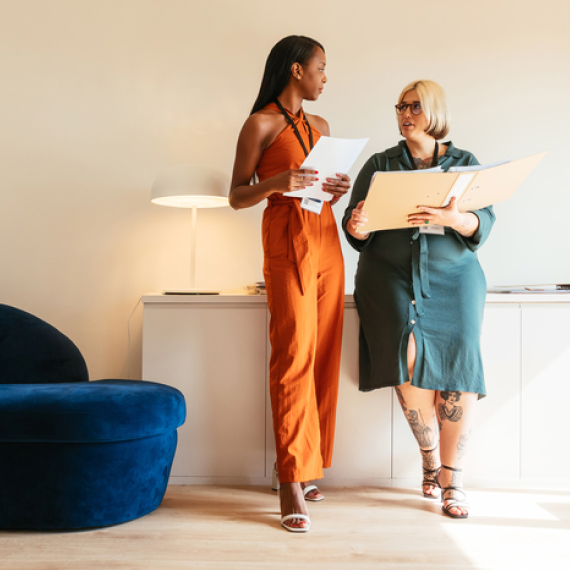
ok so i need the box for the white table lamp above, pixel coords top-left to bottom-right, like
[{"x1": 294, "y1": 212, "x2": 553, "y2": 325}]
[{"x1": 151, "y1": 164, "x2": 229, "y2": 294}]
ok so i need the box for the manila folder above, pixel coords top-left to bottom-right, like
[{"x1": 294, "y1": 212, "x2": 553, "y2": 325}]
[
  {"x1": 361, "y1": 171, "x2": 459, "y2": 232},
  {"x1": 361, "y1": 151, "x2": 546, "y2": 232},
  {"x1": 457, "y1": 151, "x2": 546, "y2": 212}
]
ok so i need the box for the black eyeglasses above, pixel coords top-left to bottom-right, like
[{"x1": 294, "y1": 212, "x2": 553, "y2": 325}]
[{"x1": 395, "y1": 103, "x2": 422, "y2": 115}]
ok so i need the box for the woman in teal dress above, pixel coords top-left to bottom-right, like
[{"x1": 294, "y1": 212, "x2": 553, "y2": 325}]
[{"x1": 342, "y1": 80, "x2": 495, "y2": 519}]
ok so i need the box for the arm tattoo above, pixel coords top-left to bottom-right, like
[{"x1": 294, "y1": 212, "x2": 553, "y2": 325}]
[{"x1": 457, "y1": 216, "x2": 473, "y2": 237}]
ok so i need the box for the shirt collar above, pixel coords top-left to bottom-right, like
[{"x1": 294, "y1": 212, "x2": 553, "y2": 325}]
[{"x1": 386, "y1": 140, "x2": 462, "y2": 164}]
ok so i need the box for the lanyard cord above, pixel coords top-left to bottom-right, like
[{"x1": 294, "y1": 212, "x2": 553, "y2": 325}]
[
  {"x1": 406, "y1": 139, "x2": 439, "y2": 296},
  {"x1": 274, "y1": 98, "x2": 314, "y2": 158},
  {"x1": 405, "y1": 141, "x2": 439, "y2": 170}
]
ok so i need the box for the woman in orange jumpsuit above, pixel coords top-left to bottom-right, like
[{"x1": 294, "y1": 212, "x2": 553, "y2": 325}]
[{"x1": 229, "y1": 35, "x2": 349, "y2": 532}]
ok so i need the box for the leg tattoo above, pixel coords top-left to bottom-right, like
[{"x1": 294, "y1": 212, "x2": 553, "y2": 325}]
[
  {"x1": 450, "y1": 468, "x2": 462, "y2": 488},
  {"x1": 457, "y1": 432, "x2": 470, "y2": 459},
  {"x1": 421, "y1": 446, "x2": 441, "y2": 495},
  {"x1": 438, "y1": 390, "x2": 463, "y2": 423},
  {"x1": 421, "y1": 447, "x2": 438, "y2": 474},
  {"x1": 395, "y1": 386, "x2": 407, "y2": 412},
  {"x1": 407, "y1": 409, "x2": 436, "y2": 449}
]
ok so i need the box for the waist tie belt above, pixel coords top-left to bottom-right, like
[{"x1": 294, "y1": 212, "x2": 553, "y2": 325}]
[
  {"x1": 268, "y1": 197, "x2": 314, "y2": 296},
  {"x1": 411, "y1": 229, "x2": 431, "y2": 317}
]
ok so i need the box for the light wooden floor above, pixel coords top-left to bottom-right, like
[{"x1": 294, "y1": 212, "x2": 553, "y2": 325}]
[{"x1": 1, "y1": 485, "x2": 569, "y2": 570}]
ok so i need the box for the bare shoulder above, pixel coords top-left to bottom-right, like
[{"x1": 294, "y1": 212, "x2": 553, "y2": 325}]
[
  {"x1": 240, "y1": 109, "x2": 286, "y2": 149},
  {"x1": 240, "y1": 111, "x2": 277, "y2": 137},
  {"x1": 306, "y1": 113, "x2": 330, "y2": 136}
]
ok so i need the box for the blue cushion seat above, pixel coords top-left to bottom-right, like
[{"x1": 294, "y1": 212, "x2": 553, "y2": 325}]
[
  {"x1": 0, "y1": 304, "x2": 186, "y2": 530},
  {"x1": 0, "y1": 380, "x2": 184, "y2": 443}
]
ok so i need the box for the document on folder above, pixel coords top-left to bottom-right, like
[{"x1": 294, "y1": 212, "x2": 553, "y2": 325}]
[
  {"x1": 284, "y1": 136, "x2": 369, "y2": 201},
  {"x1": 360, "y1": 151, "x2": 547, "y2": 232}
]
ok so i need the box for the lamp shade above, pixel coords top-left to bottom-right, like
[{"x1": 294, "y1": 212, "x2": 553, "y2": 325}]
[{"x1": 151, "y1": 164, "x2": 229, "y2": 208}]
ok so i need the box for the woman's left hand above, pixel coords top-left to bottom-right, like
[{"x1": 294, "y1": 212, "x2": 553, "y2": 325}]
[
  {"x1": 322, "y1": 173, "x2": 351, "y2": 202},
  {"x1": 408, "y1": 197, "x2": 463, "y2": 227},
  {"x1": 408, "y1": 197, "x2": 479, "y2": 237}
]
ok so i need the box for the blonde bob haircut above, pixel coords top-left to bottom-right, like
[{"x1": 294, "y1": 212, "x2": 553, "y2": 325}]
[{"x1": 397, "y1": 80, "x2": 450, "y2": 140}]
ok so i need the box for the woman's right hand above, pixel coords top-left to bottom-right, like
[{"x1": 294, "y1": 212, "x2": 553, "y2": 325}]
[
  {"x1": 346, "y1": 200, "x2": 370, "y2": 240},
  {"x1": 269, "y1": 168, "x2": 319, "y2": 195}
]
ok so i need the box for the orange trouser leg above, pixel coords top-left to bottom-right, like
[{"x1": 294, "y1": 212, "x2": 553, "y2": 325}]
[
  {"x1": 313, "y1": 205, "x2": 344, "y2": 468},
  {"x1": 263, "y1": 203, "x2": 344, "y2": 483},
  {"x1": 265, "y1": 256, "x2": 321, "y2": 484}
]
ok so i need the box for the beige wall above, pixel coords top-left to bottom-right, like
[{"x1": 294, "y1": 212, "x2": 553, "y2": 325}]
[{"x1": 1, "y1": 0, "x2": 568, "y2": 380}]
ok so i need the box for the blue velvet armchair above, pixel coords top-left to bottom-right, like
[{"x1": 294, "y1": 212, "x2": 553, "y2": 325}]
[{"x1": 0, "y1": 304, "x2": 186, "y2": 530}]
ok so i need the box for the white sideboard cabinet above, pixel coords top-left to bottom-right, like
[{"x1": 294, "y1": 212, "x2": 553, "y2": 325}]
[
  {"x1": 142, "y1": 296, "x2": 268, "y2": 479},
  {"x1": 141, "y1": 293, "x2": 570, "y2": 487}
]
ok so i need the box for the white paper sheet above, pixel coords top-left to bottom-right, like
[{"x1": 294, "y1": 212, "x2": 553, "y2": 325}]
[
  {"x1": 284, "y1": 136, "x2": 369, "y2": 201},
  {"x1": 448, "y1": 159, "x2": 510, "y2": 172},
  {"x1": 441, "y1": 172, "x2": 476, "y2": 207}
]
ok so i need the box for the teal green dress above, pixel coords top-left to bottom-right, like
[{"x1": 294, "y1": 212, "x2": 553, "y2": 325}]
[{"x1": 342, "y1": 141, "x2": 495, "y2": 397}]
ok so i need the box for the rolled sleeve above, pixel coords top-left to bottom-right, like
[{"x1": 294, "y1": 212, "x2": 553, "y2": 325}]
[
  {"x1": 463, "y1": 206, "x2": 496, "y2": 251},
  {"x1": 453, "y1": 154, "x2": 496, "y2": 251}
]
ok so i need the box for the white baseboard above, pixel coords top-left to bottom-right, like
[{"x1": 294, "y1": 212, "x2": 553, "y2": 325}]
[{"x1": 167, "y1": 476, "x2": 570, "y2": 490}]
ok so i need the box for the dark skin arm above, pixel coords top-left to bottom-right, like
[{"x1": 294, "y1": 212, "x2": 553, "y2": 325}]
[{"x1": 229, "y1": 111, "x2": 350, "y2": 210}]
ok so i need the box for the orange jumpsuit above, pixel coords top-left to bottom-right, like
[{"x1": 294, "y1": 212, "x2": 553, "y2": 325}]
[{"x1": 257, "y1": 103, "x2": 344, "y2": 484}]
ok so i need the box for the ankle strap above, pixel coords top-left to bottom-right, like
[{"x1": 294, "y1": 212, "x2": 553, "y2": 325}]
[
  {"x1": 420, "y1": 444, "x2": 439, "y2": 454},
  {"x1": 441, "y1": 464, "x2": 462, "y2": 472}
]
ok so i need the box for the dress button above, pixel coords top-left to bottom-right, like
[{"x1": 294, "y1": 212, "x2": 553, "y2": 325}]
[
  {"x1": 410, "y1": 319, "x2": 416, "y2": 325},
  {"x1": 412, "y1": 300, "x2": 416, "y2": 305}
]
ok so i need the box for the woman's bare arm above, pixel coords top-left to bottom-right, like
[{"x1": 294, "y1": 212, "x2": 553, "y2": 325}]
[{"x1": 229, "y1": 114, "x2": 318, "y2": 210}]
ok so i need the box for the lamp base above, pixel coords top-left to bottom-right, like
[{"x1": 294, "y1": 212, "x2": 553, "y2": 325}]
[{"x1": 162, "y1": 289, "x2": 221, "y2": 295}]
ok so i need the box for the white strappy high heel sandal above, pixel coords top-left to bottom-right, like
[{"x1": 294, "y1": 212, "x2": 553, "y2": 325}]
[
  {"x1": 273, "y1": 465, "x2": 312, "y2": 532},
  {"x1": 271, "y1": 463, "x2": 279, "y2": 491},
  {"x1": 272, "y1": 464, "x2": 324, "y2": 501},
  {"x1": 280, "y1": 513, "x2": 311, "y2": 533},
  {"x1": 302, "y1": 484, "x2": 324, "y2": 502}
]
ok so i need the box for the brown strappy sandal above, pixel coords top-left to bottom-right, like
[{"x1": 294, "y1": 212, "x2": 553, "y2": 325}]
[
  {"x1": 438, "y1": 464, "x2": 469, "y2": 519},
  {"x1": 420, "y1": 445, "x2": 441, "y2": 499}
]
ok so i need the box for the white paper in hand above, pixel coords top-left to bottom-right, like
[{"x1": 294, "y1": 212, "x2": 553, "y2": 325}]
[{"x1": 284, "y1": 136, "x2": 369, "y2": 201}]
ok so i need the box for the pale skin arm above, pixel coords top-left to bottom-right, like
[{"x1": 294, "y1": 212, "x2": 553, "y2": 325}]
[
  {"x1": 346, "y1": 197, "x2": 479, "y2": 240},
  {"x1": 346, "y1": 200, "x2": 370, "y2": 240},
  {"x1": 408, "y1": 197, "x2": 480, "y2": 237}
]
